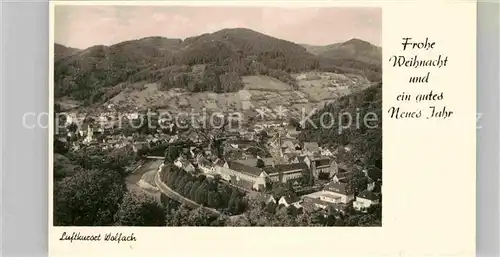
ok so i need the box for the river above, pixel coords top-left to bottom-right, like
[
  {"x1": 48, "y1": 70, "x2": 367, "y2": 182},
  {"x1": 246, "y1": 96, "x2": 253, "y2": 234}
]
[{"x1": 125, "y1": 159, "x2": 163, "y2": 202}]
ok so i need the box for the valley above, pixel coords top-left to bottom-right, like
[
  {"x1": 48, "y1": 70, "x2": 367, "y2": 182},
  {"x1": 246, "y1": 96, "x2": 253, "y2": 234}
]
[{"x1": 53, "y1": 27, "x2": 383, "y2": 227}]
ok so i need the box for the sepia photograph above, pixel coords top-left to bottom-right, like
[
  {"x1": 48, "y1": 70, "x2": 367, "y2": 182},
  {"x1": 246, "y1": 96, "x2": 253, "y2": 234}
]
[{"x1": 52, "y1": 5, "x2": 382, "y2": 227}]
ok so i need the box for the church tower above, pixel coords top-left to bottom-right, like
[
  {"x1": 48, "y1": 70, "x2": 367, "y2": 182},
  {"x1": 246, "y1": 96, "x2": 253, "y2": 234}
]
[{"x1": 83, "y1": 124, "x2": 93, "y2": 144}]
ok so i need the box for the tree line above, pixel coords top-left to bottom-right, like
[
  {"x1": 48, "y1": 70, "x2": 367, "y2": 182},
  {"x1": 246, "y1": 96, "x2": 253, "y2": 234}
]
[
  {"x1": 160, "y1": 164, "x2": 247, "y2": 215},
  {"x1": 299, "y1": 82, "x2": 382, "y2": 169},
  {"x1": 52, "y1": 145, "x2": 220, "y2": 226}
]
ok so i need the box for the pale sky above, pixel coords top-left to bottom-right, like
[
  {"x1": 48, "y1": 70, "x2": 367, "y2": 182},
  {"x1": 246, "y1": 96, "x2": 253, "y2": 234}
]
[{"x1": 55, "y1": 6, "x2": 381, "y2": 49}]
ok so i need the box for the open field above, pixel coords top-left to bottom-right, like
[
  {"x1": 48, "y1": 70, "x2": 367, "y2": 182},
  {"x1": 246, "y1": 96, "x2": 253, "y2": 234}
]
[{"x1": 242, "y1": 75, "x2": 292, "y2": 91}]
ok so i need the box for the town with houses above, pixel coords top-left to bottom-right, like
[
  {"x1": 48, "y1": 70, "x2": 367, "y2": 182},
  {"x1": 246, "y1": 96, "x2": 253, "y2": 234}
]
[{"x1": 55, "y1": 101, "x2": 382, "y2": 225}]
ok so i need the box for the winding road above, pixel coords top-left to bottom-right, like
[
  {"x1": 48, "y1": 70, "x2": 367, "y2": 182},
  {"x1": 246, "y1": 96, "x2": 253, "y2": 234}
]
[
  {"x1": 143, "y1": 156, "x2": 247, "y2": 221},
  {"x1": 153, "y1": 162, "x2": 221, "y2": 216}
]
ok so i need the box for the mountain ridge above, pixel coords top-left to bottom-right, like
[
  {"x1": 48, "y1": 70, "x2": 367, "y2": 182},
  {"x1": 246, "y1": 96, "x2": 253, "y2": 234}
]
[
  {"x1": 301, "y1": 38, "x2": 381, "y2": 66},
  {"x1": 54, "y1": 43, "x2": 81, "y2": 62}
]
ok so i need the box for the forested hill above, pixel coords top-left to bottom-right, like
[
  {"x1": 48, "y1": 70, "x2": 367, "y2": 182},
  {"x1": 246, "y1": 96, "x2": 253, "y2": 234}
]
[
  {"x1": 54, "y1": 28, "x2": 319, "y2": 102},
  {"x1": 54, "y1": 28, "x2": 381, "y2": 105},
  {"x1": 54, "y1": 43, "x2": 80, "y2": 62},
  {"x1": 299, "y1": 82, "x2": 382, "y2": 168},
  {"x1": 302, "y1": 38, "x2": 381, "y2": 66},
  {"x1": 303, "y1": 39, "x2": 382, "y2": 82}
]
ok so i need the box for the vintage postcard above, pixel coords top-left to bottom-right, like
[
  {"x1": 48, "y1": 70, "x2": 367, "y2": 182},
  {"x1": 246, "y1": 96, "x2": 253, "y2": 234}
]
[{"x1": 49, "y1": 1, "x2": 476, "y2": 257}]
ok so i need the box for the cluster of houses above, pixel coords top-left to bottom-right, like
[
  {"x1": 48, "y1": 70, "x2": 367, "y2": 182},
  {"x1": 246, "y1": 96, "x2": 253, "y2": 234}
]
[
  {"x1": 62, "y1": 107, "x2": 140, "y2": 128},
  {"x1": 193, "y1": 152, "x2": 338, "y2": 190},
  {"x1": 164, "y1": 119, "x2": 381, "y2": 214},
  {"x1": 58, "y1": 109, "x2": 202, "y2": 152},
  {"x1": 172, "y1": 143, "x2": 380, "y2": 214},
  {"x1": 58, "y1": 106, "x2": 381, "y2": 214},
  {"x1": 259, "y1": 180, "x2": 380, "y2": 213},
  {"x1": 60, "y1": 123, "x2": 176, "y2": 152}
]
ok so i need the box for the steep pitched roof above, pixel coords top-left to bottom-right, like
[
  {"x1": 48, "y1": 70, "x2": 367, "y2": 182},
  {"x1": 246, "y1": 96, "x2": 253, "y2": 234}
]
[
  {"x1": 303, "y1": 142, "x2": 320, "y2": 152},
  {"x1": 230, "y1": 176, "x2": 255, "y2": 189},
  {"x1": 234, "y1": 158, "x2": 274, "y2": 167},
  {"x1": 281, "y1": 195, "x2": 301, "y2": 204},
  {"x1": 314, "y1": 158, "x2": 332, "y2": 167},
  {"x1": 258, "y1": 194, "x2": 276, "y2": 203},
  {"x1": 357, "y1": 190, "x2": 379, "y2": 201},
  {"x1": 227, "y1": 161, "x2": 263, "y2": 177},
  {"x1": 303, "y1": 197, "x2": 343, "y2": 210},
  {"x1": 297, "y1": 156, "x2": 308, "y2": 163},
  {"x1": 199, "y1": 159, "x2": 213, "y2": 168},
  {"x1": 324, "y1": 181, "x2": 352, "y2": 195},
  {"x1": 264, "y1": 163, "x2": 308, "y2": 176}
]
